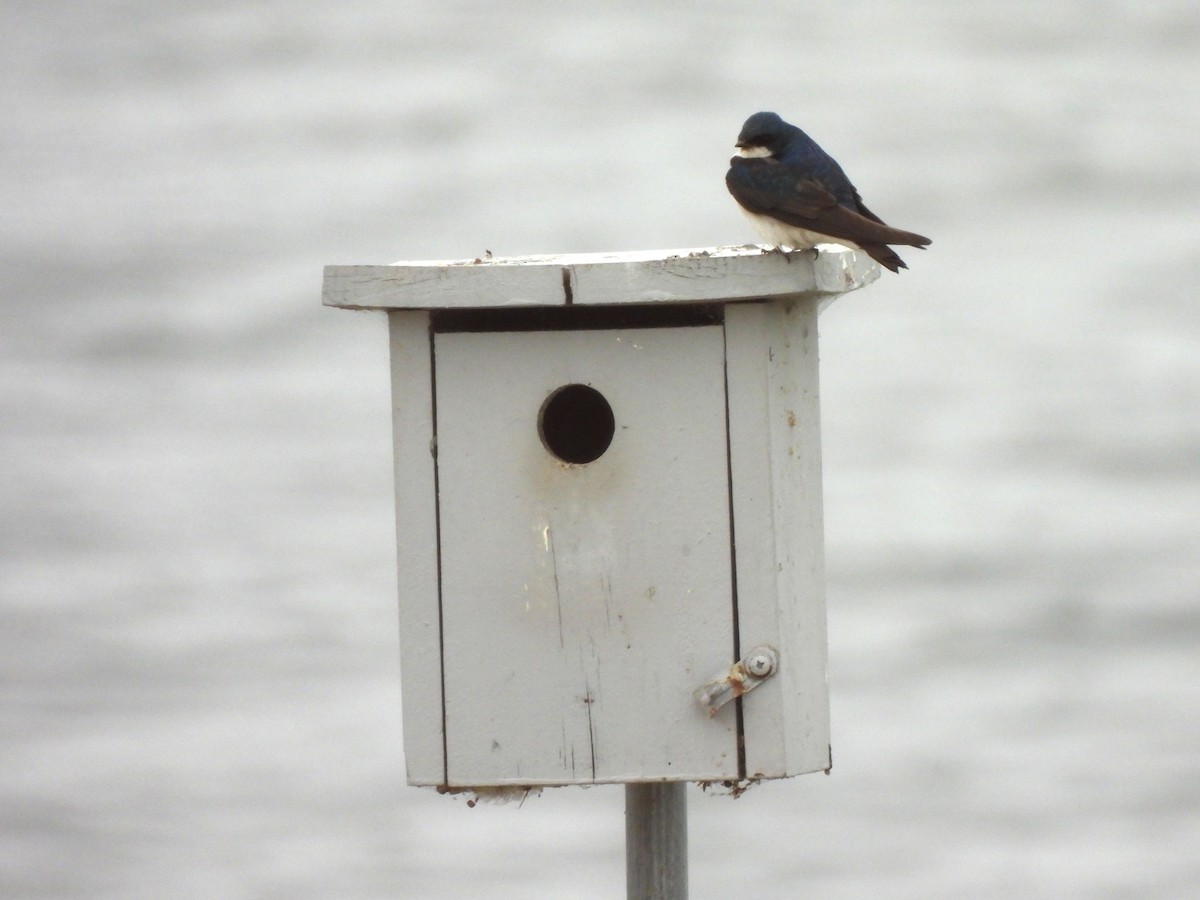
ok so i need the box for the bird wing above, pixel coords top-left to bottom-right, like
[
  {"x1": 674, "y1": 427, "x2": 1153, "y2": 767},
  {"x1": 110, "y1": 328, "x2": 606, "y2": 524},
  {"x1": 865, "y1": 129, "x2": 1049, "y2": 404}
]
[
  {"x1": 726, "y1": 157, "x2": 931, "y2": 248},
  {"x1": 726, "y1": 156, "x2": 840, "y2": 219}
]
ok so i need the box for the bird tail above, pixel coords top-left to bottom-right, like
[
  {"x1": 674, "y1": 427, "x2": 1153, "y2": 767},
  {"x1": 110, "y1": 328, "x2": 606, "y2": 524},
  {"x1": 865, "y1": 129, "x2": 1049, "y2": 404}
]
[
  {"x1": 858, "y1": 236, "x2": 929, "y2": 273},
  {"x1": 854, "y1": 198, "x2": 932, "y2": 249},
  {"x1": 854, "y1": 204, "x2": 931, "y2": 271},
  {"x1": 882, "y1": 226, "x2": 932, "y2": 249},
  {"x1": 853, "y1": 198, "x2": 932, "y2": 270},
  {"x1": 859, "y1": 243, "x2": 907, "y2": 273}
]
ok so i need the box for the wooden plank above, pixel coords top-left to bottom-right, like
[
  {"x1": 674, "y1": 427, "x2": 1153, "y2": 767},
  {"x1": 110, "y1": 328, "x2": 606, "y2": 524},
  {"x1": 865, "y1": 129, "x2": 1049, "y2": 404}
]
[
  {"x1": 722, "y1": 302, "x2": 786, "y2": 775},
  {"x1": 323, "y1": 245, "x2": 878, "y2": 311},
  {"x1": 433, "y1": 326, "x2": 738, "y2": 785},
  {"x1": 327, "y1": 261, "x2": 566, "y2": 310},
  {"x1": 763, "y1": 297, "x2": 830, "y2": 777},
  {"x1": 386, "y1": 311, "x2": 446, "y2": 786},
  {"x1": 724, "y1": 301, "x2": 831, "y2": 778},
  {"x1": 569, "y1": 245, "x2": 873, "y2": 306}
]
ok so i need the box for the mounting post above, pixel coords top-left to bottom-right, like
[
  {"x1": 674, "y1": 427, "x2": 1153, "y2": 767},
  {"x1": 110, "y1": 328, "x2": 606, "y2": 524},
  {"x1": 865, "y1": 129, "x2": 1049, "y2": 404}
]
[{"x1": 626, "y1": 782, "x2": 687, "y2": 899}]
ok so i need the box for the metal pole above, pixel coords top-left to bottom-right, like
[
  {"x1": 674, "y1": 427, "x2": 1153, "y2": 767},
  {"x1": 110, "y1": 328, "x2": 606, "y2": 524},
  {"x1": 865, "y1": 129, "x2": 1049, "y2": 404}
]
[{"x1": 625, "y1": 782, "x2": 687, "y2": 899}]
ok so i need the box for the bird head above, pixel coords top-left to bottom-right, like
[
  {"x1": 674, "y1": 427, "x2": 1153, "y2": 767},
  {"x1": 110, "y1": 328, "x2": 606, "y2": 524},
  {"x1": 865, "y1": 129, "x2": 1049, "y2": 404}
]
[{"x1": 734, "y1": 111, "x2": 795, "y2": 159}]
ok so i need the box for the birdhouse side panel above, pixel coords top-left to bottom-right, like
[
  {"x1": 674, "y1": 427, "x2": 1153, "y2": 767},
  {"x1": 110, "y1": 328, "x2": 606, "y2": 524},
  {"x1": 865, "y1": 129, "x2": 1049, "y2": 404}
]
[
  {"x1": 387, "y1": 311, "x2": 446, "y2": 786},
  {"x1": 724, "y1": 300, "x2": 831, "y2": 778},
  {"x1": 764, "y1": 299, "x2": 831, "y2": 776}
]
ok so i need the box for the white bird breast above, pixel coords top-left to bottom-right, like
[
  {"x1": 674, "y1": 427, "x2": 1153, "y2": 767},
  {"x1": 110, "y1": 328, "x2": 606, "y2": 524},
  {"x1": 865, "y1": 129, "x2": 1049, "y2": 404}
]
[{"x1": 736, "y1": 206, "x2": 861, "y2": 252}]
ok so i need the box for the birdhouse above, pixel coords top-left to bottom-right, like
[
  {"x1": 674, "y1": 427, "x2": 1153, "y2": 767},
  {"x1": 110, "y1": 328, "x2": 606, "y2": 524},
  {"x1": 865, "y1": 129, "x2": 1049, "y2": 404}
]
[{"x1": 322, "y1": 245, "x2": 878, "y2": 790}]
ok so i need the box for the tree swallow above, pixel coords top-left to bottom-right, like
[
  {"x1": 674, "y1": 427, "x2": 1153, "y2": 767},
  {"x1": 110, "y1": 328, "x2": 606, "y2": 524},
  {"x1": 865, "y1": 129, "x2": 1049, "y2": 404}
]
[{"x1": 726, "y1": 111, "x2": 931, "y2": 272}]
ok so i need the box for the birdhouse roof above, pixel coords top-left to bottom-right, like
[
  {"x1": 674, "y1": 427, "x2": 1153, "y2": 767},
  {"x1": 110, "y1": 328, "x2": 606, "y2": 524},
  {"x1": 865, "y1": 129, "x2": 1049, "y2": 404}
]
[{"x1": 322, "y1": 245, "x2": 878, "y2": 311}]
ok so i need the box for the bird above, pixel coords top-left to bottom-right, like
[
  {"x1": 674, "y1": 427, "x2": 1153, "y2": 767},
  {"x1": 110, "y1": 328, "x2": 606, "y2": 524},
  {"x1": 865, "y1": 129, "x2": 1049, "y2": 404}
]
[{"x1": 726, "y1": 111, "x2": 930, "y2": 272}]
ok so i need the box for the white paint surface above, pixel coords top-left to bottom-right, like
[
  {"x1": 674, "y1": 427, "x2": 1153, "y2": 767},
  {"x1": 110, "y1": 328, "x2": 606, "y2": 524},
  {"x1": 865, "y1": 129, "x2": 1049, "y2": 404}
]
[
  {"x1": 725, "y1": 301, "x2": 831, "y2": 778},
  {"x1": 387, "y1": 311, "x2": 445, "y2": 785},
  {"x1": 433, "y1": 326, "x2": 738, "y2": 785}
]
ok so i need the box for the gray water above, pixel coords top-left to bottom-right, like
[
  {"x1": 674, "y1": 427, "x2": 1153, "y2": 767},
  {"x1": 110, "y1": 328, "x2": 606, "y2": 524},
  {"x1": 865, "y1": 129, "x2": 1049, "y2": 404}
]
[{"x1": 3, "y1": 1, "x2": 1198, "y2": 897}]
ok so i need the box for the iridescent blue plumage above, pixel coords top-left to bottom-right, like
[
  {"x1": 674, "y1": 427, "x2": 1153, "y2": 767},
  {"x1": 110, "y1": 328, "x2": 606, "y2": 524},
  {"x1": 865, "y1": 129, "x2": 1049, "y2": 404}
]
[{"x1": 726, "y1": 111, "x2": 930, "y2": 272}]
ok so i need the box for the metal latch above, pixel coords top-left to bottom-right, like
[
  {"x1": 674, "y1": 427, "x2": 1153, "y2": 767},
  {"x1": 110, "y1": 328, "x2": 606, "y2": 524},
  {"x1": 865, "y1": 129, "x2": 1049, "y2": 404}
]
[{"x1": 694, "y1": 645, "x2": 778, "y2": 716}]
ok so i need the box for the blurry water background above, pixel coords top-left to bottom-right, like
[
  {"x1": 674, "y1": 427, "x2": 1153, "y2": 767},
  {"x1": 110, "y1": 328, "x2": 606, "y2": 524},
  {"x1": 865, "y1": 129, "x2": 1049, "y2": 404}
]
[{"x1": 3, "y1": 1, "x2": 1198, "y2": 897}]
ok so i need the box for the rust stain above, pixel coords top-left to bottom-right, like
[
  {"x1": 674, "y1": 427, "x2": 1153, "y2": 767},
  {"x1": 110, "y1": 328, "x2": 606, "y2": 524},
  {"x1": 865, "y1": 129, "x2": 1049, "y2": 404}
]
[
  {"x1": 699, "y1": 661, "x2": 752, "y2": 718},
  {"x1": 696, "y1": 778, "x2": 759, "y2": 798}
]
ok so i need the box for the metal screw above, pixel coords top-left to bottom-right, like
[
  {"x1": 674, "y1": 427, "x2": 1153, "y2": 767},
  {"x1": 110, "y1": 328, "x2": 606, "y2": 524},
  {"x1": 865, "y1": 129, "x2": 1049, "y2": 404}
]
[{"x1": 745, "y1": 648, "x2": 776, "y2": 677}]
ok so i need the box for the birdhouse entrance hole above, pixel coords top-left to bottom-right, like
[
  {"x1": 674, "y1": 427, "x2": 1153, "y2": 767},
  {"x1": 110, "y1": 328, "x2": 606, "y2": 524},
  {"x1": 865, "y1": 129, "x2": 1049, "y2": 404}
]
[{"x1": 538, "y1": 384, "x2": 615, "y2": 464}]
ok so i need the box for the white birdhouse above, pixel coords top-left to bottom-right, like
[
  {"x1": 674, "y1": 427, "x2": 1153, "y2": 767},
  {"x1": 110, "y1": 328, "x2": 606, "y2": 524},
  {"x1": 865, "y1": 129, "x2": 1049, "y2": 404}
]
[{"x1": 322, "y1": 245, "x2": 878, "y2": 790}]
